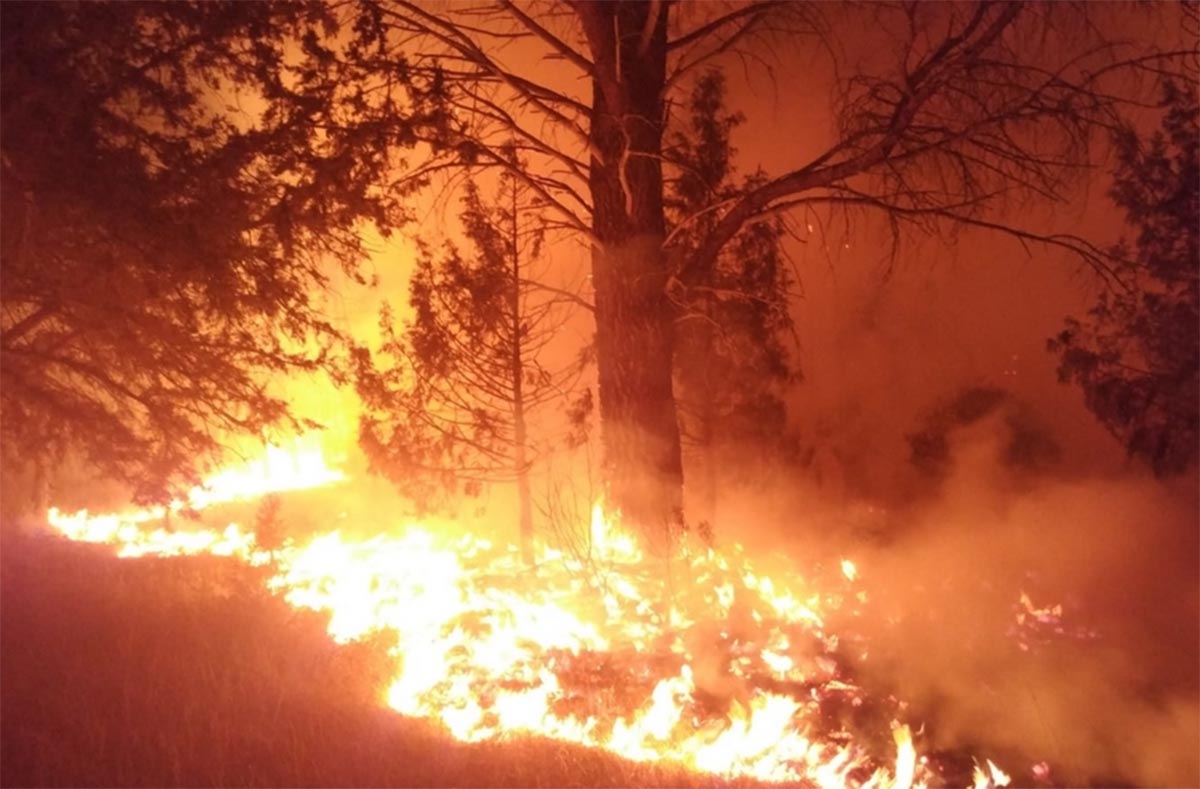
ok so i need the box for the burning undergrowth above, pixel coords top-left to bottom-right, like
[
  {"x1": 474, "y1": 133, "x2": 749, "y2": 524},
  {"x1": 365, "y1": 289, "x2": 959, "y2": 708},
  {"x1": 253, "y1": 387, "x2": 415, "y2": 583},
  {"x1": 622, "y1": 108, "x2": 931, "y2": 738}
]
[
  {"x1": 276, "y1": 516, "x2": 928, "y2": 786},
  {"x1": 39, "y1": 436, "x2": 1198, "y2": 788},
  {"x1": 43, "y1": 443, "x2": 977, "y2": 789}
]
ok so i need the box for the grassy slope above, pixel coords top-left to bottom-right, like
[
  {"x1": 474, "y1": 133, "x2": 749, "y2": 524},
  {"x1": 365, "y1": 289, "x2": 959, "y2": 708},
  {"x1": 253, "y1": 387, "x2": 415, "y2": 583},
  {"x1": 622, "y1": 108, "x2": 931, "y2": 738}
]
[{"x1": 1, "y1": 533, "x2": 731, "y2": 788}]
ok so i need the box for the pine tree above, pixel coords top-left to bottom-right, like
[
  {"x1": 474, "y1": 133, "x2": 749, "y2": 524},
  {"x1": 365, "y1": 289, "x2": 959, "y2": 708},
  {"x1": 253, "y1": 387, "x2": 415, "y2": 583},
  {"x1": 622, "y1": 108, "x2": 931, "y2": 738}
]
[
  {"x1": 1049, "y1": 81, "x2": 1199, "y2": 476},
  {"x1": 667, "y1": 72, "x2": 798, "y2": 533},
  {"x1": 355, "y1": 168, "x2": 583, "y2": 564}
]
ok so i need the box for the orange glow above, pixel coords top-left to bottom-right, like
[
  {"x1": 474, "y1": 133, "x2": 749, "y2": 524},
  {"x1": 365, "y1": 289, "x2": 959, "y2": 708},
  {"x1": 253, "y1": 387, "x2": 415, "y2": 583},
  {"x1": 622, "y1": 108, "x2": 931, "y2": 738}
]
[
  {"x1": 47, "y1": 435, "x2": 343, "y2": 561},
  {"x1": 972, "y1": 759, "x2": 1012, "y2": 788},
  {"x1": 44, "y1": 444, "x2": 1010, "y2": 787}
]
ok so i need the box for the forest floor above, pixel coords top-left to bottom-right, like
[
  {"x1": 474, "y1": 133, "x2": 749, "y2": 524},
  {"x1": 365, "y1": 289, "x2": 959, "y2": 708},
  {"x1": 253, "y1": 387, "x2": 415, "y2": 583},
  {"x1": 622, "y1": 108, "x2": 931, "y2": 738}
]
[{"x1": 0, "y1": 532, "x2": 737, "y2": 789}]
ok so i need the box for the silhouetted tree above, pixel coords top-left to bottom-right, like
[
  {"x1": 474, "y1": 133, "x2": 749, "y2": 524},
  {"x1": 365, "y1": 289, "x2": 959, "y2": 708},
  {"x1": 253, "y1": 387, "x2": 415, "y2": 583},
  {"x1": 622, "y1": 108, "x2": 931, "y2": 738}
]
[
  {"x1": 11, "y1": 2, "x2": 1186, "y2": 545},
  {"x1": 1049, "y1": 80, "x2": 1199, "y2": 476},
  {"x1": 0, "y1": 2, "x2": 407, "y2": 504},
  {"x1": 667, "y1": 71, "x2": 798, "y2": 532},
  {"x1": 907, "y1": 385, "x2": 1060, "y2": 483},
  {"x1": 305, "y1": 1, "x2": 1187, "y2": 549},
  {"x1": 354, "y1": 170, "x2": 584, "y2": 563}
]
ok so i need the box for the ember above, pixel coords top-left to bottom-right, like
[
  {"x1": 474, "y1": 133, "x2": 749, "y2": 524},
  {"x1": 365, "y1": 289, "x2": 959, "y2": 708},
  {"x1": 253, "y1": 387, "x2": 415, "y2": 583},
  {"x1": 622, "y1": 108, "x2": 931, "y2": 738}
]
[{"x1": 1009, "y1": 590, "x2": 1099, "y2": 652}]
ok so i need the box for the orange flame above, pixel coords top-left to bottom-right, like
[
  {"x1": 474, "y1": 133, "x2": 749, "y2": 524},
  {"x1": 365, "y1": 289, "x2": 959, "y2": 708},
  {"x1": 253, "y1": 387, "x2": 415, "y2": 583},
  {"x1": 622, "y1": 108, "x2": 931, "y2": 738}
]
[
  {"x1": 48, "y1": 436, "x2": 343, "y2": 559},
  {"x1": 972, "y1": 758, "x2": 1012, "y2": 788},
  {"x1": 44, "y1": 441, "x2": 1013, "y2": 787}
]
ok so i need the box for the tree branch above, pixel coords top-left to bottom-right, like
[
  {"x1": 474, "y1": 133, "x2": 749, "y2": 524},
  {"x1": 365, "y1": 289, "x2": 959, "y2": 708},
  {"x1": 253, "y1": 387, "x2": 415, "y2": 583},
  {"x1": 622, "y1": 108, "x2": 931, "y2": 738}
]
[
  {"x1": 666, "y1": 1, "x2": 783, "y2": 52},
  {"x1": 678, "y1": 1, "x2": 1026, "y2": 286},
  {"x1": 500, "y1": 0, "x2": 596, "y2": 76}
]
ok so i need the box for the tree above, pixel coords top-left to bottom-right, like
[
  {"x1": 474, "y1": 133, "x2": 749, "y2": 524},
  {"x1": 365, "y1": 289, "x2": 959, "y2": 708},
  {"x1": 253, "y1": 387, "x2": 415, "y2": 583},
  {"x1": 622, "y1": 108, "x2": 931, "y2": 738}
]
[
  {"x1": 0, "y1": 1, "x2": 414, "y2": 504},
  {"x1": 907, "y1": 385, "x2": 1060, "y2": 484},
  {"x1": 301, "y1": 1, "x2": 1186, "y2": 550},
  {"x1": 667, "y1": 71, "x2": 798, "y2": 533},
  {"x1": 1049, "y1": 80, "x2": 1199, "y2": 476},
  {"x1": 14, "y1": 2, "x2": 1184, "y2": 543},
  {"x1": 354, "y1": 169, "x2": 585, "y2": 564}
]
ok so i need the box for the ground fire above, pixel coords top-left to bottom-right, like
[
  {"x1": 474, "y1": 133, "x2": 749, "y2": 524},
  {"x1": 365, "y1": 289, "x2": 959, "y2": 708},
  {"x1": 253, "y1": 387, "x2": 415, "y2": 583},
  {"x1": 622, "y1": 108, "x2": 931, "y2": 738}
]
[{"x1": 43, "y1": 440, "x2": 1029, "y2": 789}]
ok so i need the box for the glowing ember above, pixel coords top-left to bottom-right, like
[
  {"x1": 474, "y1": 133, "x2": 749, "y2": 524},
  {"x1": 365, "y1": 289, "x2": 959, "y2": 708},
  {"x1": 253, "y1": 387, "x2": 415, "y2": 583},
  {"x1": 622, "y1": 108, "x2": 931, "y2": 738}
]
[
  {"x1": 42, "y1": 443, "x2": 1010, "y2": 787},
  {"x1": 1010, "y1": 589, "x2": 1099, "y2": 651}
]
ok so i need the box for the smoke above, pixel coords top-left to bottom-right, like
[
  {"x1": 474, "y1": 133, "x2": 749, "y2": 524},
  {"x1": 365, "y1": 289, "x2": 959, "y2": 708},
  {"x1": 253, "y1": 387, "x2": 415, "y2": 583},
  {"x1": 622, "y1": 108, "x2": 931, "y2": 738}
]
[
  {"x1": 709, "y1": 403, "x2": 1196, "y2": 786},
  {"x1": 691, "y1": 208, "x2": 1200, "y2": 786},
  {"x1": 840, "y1": 419, "x2": 1199, "y2": 787}
]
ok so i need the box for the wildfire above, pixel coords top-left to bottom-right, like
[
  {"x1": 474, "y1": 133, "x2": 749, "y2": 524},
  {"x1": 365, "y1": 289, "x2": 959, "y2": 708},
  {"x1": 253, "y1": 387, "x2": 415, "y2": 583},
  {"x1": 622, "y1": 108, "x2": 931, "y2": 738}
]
[
  {"x1": 43, "y1": 441, "x2": 995, "y2": 787},
  {"x1": 48, "y1": 436, "x2": 344, "y2": 560}
]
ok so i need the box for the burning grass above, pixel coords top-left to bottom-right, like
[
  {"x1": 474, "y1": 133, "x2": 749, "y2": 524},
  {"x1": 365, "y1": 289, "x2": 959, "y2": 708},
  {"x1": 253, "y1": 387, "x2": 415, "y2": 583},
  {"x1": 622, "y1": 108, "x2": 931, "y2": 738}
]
[
  {"x1": 14, "y1": 442, "x2": 1195, "y2": 788},
  {"x1": 0, "y1": 534, "x2": 725, "y2": 788},
  {"x1": 33, "y1": 503, "x2": 930, "y2": 787},
  {"x1": 22, "y1": 442, "x2": 943, "y2": 787}
]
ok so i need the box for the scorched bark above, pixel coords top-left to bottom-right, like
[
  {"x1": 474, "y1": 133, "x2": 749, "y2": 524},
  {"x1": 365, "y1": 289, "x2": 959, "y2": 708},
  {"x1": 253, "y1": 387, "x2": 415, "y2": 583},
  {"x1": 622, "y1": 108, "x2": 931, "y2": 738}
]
[{"x1": 578, "y1": 2, "x2": 684, "y2": 551}]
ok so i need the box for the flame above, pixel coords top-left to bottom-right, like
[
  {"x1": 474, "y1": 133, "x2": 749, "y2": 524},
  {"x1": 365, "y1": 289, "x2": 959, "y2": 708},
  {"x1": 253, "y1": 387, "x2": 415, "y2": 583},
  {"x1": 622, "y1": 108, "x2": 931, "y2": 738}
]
[
  {"x1": 189, "y1": 439, "x2": 345, "y2": 506},
  {"x1": 1010, "y1": 589, "x2": 1098, "y2": 652},
  {"x1": 48, "y1": 435, "x2": 344, "y2": 558},
  {"x1": 972, "y1": 759, "x2": 1011, "y2": 789},
  {"x1": 42, "y1": 442, "x2": 1016, "y2": 787},
  {"x1": 892, "y1": 722, "x2": 917, "y2": 789}
]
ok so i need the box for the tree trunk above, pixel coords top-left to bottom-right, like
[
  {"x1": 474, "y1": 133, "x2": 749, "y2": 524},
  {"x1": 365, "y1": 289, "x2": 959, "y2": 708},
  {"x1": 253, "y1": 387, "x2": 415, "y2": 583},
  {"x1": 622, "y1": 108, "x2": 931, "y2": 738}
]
[
  {"x1": 577, "y1": 3, "x2": 684, "y2": 552},
  {"x1": 509, "y1": 184, "x2": 535, "y2": 566},
  {"x1": 515, "y1": 435, "x2": 533, "y2": 565},
  {"x1": 678, "y1": 294, "x2": 720, "y2": 538},
  {"x1": 697, "y1": 309, "x2": 719, "y2": 535}
]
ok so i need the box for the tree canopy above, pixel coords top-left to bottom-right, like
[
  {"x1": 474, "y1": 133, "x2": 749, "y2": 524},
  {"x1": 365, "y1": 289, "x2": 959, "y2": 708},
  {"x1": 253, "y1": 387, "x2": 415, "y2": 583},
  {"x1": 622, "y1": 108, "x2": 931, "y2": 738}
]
[
  {"x1": 1050, "y1": 80, "x2": 1199, "y2": 477},
  {"x1": 307, "y1": 1, "x2": 1190, "y2": 541},
  {"x1": 2, "y1": 1, "x2": 1190, "y2": 532},
  {"x1": 0, "y1": 2, "x2": 404, "y2": 502}
]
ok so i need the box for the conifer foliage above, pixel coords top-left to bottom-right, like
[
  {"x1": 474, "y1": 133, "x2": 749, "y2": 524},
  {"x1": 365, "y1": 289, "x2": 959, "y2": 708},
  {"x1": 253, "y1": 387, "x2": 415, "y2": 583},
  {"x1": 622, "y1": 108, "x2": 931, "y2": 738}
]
[
  {"x1": 1050, "y1": 81, "x2": 1199, "y2": 476},
  {"x1": 667, "y1": 72, "x2": 798, "y2": 528},
  {"x1": 355, "y1": 168, "x2": 583, "y2": 563}
]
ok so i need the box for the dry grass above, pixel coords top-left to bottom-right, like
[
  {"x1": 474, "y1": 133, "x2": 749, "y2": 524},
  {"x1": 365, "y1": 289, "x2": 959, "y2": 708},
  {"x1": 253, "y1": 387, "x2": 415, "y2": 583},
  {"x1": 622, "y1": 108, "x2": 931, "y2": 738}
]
[{"x1": 0, "y1": 532, "x2": 745, "y2": 788}]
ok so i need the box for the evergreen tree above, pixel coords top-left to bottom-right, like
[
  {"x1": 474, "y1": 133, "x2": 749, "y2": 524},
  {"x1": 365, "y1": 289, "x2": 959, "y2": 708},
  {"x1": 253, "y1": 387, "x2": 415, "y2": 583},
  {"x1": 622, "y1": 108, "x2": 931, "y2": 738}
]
[
  {"x1": 355, "y1": 169, "x2": 583, "y2": 563},
  {"x1": 667, "y1": 72, "x2": 798, "y2": 532},
  {"x1": 0, "y1": 2, "x2": 409, "y2": 503},
  {"x1": 1050, "y1": 81, "x2": 1199, "y2": 476}
]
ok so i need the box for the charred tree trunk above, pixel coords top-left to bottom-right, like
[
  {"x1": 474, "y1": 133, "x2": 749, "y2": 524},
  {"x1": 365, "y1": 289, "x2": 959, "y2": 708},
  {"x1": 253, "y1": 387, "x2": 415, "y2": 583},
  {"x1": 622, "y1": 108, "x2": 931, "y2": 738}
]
[{"x1": 578, "y1": 3, "x2": 683, "y2": 552}]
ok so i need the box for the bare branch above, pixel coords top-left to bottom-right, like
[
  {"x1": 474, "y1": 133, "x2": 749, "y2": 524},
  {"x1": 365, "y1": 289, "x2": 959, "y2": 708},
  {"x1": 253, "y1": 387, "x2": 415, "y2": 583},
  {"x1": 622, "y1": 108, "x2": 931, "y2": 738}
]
[
  {"x1": 499, "y1": 0, "x2": 595, "y2": 76},
  {"x1": 519, "y1": 277, "x2": 595, "y2": 313},
  {"x1": 666, "y1": 1, "x2": 783, "y2": 52}
]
